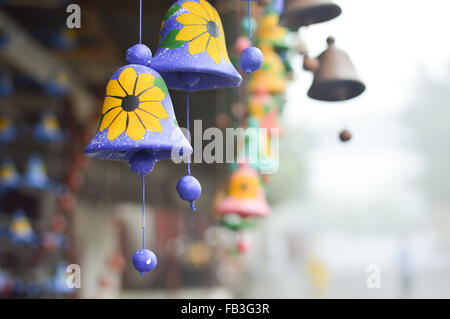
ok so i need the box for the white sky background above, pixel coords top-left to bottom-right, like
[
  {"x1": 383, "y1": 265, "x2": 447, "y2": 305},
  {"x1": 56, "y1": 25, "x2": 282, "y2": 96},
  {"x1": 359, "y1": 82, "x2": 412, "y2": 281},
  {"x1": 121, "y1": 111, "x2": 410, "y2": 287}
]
[{"x1": 282, "y1": 0, "x2": 450, "y2": 223}]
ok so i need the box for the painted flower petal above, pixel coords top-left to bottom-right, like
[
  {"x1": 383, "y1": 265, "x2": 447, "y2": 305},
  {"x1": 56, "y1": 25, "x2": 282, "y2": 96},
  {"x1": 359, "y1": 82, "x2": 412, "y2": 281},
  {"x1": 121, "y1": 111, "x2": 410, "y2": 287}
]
[
  {"x1": 217, "y1": 37, "x2": 231, "y2": 63},
  {"x1": 135, "y1": 109, "x2": 163, "y2": 132},
  {"x1": 188, "y1": 32, "x2": 210, "y2": 55},
  {"x1": 135, "y1": 73, "x2": 155, "y2": 96},
  {"x1": 99, "y1": 107, "x2": 122, "y2": 131},
  {"x1": 182, "y1": 1, "x2": 210, "y2": 20},
  {"x1": 207, "y1": 37, "x2": 221, "y2": 64},
  {"x1": 177, "y1": 13, "x2": 208, "y2": 26},
  {"x1": 106, "y1": 79, "x2": 126, "y2": 98},
  {"x1": 176, "y1": 25, "x2": 207, "y2": 41},
  {"x1": 102, "y1": 96, "x2": 122, "y2": 114},
  {"x1": 107, "y1": 111, "x2": 127, "y2": 140},
  {"x1": 139, "y1": 86, "x2": 165, "y2": 102},
  {"x1": 139, "y1": 102, "x2": 169, "y2": 119},
  {"x1": 126, "y1": 112, "x2": 146, "y2": 141},
  {"x1": 117, "y1": 67, "x2": 137, "y2": 96},
  {"x1": 200, "y1": 0, "x2": 216, "y2": 22}
]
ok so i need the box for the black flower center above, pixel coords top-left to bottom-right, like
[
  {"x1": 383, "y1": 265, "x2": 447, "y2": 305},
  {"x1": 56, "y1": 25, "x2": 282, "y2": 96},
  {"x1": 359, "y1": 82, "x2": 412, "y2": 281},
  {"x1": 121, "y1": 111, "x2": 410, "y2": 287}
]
[
  {"x1": 207, "y1": 21, "x2": 219, "y2": 38},
  {"x1": 121, "y1": 95, "x2": 140, "y2": 112}
]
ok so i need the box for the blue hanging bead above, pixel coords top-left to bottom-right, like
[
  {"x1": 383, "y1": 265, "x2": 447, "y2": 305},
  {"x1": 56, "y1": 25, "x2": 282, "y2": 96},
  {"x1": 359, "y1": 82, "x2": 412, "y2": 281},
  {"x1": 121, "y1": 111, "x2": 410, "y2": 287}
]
[
  {"x1": 129, "y1": 151, "x2": 155, "y2": 176},
  {"x1": 132, "y1": 249, "x2": 157, "y2": 276},
  {"x1": 240, "y1": 46, "x2": 264, "y2": 73},
  {"x1": 177, "y1": 175, "x2": 202, "y2": 211},
  {"x1": 126, "y1": 44, "x2": 153, "y2": 66}
]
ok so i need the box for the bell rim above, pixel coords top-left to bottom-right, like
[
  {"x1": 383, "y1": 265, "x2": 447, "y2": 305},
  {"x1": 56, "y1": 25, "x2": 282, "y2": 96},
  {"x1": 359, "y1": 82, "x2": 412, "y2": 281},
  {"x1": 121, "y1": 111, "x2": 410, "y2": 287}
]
[
  {"x1": 307, "y1": 79, "x2": 366, "y2": 102},
  {"x1": 280, "y1": 3, "x2": 342, "y2": 30},
  {"x1": 155, "y1": 69, "x2": 243, "y2": 92}
]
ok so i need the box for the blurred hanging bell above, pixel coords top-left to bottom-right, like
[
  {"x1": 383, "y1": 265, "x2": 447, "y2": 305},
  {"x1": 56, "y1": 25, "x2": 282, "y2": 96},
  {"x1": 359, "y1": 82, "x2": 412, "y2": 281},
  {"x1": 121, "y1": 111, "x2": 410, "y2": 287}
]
[
  {"x1": 215, "y1": 162, "x2": 271, "y2": 218},
  {"x1": 23, "y1": 155, "x2": 52, "y2": 190},
  {"x1": 280, "y1": 0, "x2": 342, "y2": 30},
  {"x1": 9, "y1": 210, "x2": 37, "y2": 245},
  {"x1": 151, "y1": 0, "x2": 242, "y2": 91},
  {"x1": 0, "y1": 159, "x2": 20, "y2": 192},
  {"x1": 308, "y1": 37, "x2": 366, "y2": 102},
  {"x1": 33, "y1": 111, "x2": 64, "y2": 143},
  {"x1": 84, "y1": 44, "x2": 192, "y2": 169}
]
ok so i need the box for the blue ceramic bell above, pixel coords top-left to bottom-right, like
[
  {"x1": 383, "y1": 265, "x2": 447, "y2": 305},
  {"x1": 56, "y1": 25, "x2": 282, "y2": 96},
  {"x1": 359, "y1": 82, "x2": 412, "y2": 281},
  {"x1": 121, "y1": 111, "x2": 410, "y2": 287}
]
[
  {"x1": 0, "y1": 159, "x2": 19, "y2": 192},
  {"x1": 45, "y1": 70, "x2": 70, "y2": 97},
  {"x1": 85, "y1": 42, "x2": 192, "y2": 275},
  {"x1": 0, "y1": 114, "x2": 16, "y2": 144},
  {"x1": 9, "y1": 210, "x2": 37, "y2": 245},
  {"x1": 0, "y1": 159, "x2": 20, "y2": 192},
  {"x1": 151, "y1": 0, "x2": 242, "y2": 91},
  {"x1": 85, "y1": 45, "x2": 192, "y2": 164},
  {"x1": 22, "y1": 155, "x2": 52, "y2": 190},
  {"x1": 152, "y1": 0, "x2": 242, "y2": 210},
  {"x1": 33, "y1": 111, "x2": 64, "y2": 143}
]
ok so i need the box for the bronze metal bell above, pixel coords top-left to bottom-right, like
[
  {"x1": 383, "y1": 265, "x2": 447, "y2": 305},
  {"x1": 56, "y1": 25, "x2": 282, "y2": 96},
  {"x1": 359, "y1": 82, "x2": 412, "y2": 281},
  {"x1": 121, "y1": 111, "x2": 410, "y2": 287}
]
[
  {"x1": 280, "y1": 0, "x2": 342, "y2": 30},
  {"x1": 308, "y1": 37, "x2": 365, "y2": 102}
]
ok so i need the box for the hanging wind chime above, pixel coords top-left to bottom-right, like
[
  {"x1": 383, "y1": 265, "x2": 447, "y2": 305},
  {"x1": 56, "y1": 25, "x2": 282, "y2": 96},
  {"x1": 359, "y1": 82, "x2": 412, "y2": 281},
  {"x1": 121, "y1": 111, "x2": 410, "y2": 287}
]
[
  {"x1": 306, "y1": 37, "x2": 366, "y2": 142},
  {"x1": 237, "y1": 0, "x2": 264, "y2": 73},
  {"x1": 151, "y1": 0, "x2": 242, "y2": 211},
  {"x1": 84, "y1": 0, "x2": 192, "y2": 275}
]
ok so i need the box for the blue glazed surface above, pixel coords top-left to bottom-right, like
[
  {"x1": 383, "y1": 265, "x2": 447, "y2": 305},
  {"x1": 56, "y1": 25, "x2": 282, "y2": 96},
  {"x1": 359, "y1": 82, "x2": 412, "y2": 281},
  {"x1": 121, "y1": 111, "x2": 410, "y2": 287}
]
[
  {"x1": 132, "y1": 249, "x2": 157, "y2": 275},
  {"x1": 240, "y1": 46, "x2": 264, "y2": 73},
  {"x1": 129, "y1": 151, "x2": 155, "y2": 175},
  {"x1": 126, "y1": 44, "x2": 153, "y2": 66},
  {"x1": 84, "y1": 63, "x2": 192, "y2": 161},
  {"x1": 151, "y1": 0, "x2": 242, "y2": 92},
  {"x1": 177, "y1": 175, "x2": 202, "y2": 201}
]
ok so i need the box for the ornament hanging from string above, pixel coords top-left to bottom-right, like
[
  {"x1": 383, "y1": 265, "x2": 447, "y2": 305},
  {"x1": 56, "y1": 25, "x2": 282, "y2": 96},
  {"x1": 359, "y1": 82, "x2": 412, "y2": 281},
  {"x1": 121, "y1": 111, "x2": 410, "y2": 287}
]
[
  {"x1": 238, "y1": 0, "x2": 264, "y2": 73},
  {"x1": 152, "y1": 0, "x2": 242, "y2": 211},
  {"x1": 84, "y1": 0, "x2": 192, "y2": 275}
]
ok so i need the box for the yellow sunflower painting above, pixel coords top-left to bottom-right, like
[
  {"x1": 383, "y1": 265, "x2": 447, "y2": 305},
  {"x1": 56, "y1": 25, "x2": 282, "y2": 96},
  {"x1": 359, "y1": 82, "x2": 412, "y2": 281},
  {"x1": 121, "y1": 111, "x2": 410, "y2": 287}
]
[
  {"x1": 175, "y1": 0, "x2": 230, "y2": 64},
  {"x1": 99, "y1": 67, "x2": 169, "y2": 141}
]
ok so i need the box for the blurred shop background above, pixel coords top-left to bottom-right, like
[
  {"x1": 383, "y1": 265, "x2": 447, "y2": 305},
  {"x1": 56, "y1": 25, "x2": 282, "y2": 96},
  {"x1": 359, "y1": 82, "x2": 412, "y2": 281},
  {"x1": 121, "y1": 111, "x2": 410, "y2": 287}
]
[{"x1": 1, "y1": 0, "x2": 450, "y2": 299}]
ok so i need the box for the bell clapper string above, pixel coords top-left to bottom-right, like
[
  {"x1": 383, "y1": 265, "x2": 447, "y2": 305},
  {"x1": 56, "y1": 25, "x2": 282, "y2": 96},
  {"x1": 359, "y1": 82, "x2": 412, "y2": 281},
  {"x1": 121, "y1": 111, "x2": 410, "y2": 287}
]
[
  {"x1": 139, "y1": 0, "x2": 142, "y2": 44},
  {"x1": 248, "y1": 0, "x2": 252, "y2": 46},
  {"x1": 186, "y1": 91, "x2": 195, "y2": 211},
  {"x1": 141, "y1": 174, "x2": 145, "y2": 250}
]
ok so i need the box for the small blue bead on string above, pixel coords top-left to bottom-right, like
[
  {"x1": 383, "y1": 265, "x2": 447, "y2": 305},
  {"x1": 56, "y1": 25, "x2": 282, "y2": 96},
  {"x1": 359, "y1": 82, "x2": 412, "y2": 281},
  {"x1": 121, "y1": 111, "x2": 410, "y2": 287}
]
[
  {"x1": 240, "y1": 0, "x2": 263, "y2": 73},
  {"x1": 128, "y1": 0, "x2": 158, "y2": 276},
  {"x1": 176, "y1": 91, "x2": 202, "y2": 211}
]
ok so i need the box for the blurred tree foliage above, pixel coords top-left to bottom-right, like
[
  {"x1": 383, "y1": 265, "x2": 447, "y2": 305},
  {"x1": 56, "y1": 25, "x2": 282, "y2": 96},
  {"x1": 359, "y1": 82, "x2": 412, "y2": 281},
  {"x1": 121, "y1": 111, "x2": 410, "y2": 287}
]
[{"x1": 402, "y1": 66, "x2": 450, "y2": 204}]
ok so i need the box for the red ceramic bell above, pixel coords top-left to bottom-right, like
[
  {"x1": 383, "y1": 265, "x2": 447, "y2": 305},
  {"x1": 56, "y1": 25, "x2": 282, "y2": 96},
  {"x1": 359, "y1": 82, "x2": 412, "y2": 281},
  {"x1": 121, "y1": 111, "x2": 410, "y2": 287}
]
[{"x1": 215, "y1": 162, "x2": 270, "y2": 218}]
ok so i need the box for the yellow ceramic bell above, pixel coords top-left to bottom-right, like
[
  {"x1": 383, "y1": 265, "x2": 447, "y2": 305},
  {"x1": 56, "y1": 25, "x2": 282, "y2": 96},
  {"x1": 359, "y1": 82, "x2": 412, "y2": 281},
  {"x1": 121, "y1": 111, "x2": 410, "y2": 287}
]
[
  {"x1": 256, "y1": 14, "x2": 290, "y2": 50},
  {"x1": 248, "y1": 44, "x2": 287, "y2": 94}
]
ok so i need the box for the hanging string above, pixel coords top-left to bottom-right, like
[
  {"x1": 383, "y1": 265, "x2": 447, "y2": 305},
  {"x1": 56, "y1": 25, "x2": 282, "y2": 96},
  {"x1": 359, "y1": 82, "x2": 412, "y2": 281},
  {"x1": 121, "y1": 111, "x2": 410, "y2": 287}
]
[
  {"x1": 248, "y1": 0, "x2": 252, "y2": 45},
  {"x1": 139, "y1": 0, "x2": 143, "y2": 44},
  {"x1": 141, "y1": 175, "x2": 145, "y2": 249},
  {"x1": 186, "y1": 92, "x2": 191, "y2": 177}
]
